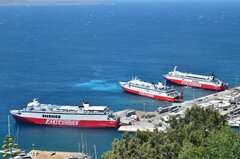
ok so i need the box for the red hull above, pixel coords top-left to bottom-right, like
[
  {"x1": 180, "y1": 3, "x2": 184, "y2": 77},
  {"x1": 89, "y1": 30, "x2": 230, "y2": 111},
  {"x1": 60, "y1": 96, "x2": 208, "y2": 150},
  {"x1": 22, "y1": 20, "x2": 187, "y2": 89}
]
[
  {"x1": 122, "y1": 86, "x2": 179, "y2": 102},
  {"x1": 165, "y1": 77, "x2": 225, "y2": 91},
  {"x1": 12, "y1": 115, "x2": 119, "y2": 128}
]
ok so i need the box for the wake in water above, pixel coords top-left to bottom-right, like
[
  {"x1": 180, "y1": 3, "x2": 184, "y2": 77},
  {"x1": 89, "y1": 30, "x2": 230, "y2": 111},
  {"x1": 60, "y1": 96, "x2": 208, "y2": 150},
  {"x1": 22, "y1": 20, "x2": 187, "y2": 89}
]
[{"x1": 73, "y1": 80, "x2": 121, "y2": 91}]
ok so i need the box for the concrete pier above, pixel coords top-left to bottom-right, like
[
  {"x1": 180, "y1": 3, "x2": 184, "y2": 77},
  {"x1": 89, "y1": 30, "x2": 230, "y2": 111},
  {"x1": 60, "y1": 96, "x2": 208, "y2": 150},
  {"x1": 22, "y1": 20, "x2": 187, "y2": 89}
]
[
  {"x1": 115, "y1": 86, "x2": 240, "y2": 132},
  {"x1": 28, "y1": 150, "x2": 91, "y2": 159}
]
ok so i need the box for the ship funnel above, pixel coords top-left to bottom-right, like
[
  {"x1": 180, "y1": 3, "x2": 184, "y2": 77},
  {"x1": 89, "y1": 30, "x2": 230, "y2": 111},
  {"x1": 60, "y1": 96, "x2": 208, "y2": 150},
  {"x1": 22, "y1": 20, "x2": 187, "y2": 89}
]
[
  {"x1": 27, "y1": 98, "x2": 40, "y2": 108},
  {"x1": 83, "y1": 101, "x2": 90, "y2": 108},
  {"x1": 173, "y1": 66, "x2": 177, "y2": 72},
  {"x1": 157, "y1": 82, "x2": 164, "y2": 89}
]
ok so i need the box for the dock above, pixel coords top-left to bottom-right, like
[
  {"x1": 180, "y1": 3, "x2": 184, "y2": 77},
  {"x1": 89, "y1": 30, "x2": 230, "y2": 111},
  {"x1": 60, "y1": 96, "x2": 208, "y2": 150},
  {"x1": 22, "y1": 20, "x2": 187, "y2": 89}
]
[
  {"x1": 115, "y1": 86, "x2": 240, "y2": 132},
  {"x1": 28, "y1": 150, "x2": 91, "y2": 159}
]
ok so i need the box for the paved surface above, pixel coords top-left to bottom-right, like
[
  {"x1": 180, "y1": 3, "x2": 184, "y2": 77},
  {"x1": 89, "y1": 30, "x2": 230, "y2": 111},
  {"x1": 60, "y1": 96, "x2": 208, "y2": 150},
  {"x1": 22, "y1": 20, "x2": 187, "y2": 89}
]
[
  {"x1": 28, "y1": 150, "x2": 91, "y2": 159},
  {"x1": 116, "y1": 86, "x2": 240, "y2": 132}
]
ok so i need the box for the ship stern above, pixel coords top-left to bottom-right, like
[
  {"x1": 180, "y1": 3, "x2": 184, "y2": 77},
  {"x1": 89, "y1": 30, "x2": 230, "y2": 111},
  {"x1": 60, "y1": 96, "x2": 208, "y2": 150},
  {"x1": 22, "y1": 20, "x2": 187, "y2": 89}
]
[{"x1": 222, "y1": 83, "x2": 229, "y2": 90}]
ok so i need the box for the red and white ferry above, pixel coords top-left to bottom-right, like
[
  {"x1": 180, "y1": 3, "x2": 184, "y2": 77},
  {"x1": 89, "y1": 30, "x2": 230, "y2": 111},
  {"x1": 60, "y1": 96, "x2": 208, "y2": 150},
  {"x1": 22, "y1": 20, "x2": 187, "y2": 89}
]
[
  {"x1": 10, "y1": 99, "x2": 119, "y2": 128},
  {"x1": 164, "y1": 66, "x2": 228, "y2": 91},
  {"x1": 119, "y1": 77, "x2": 183, "y2": 102}
]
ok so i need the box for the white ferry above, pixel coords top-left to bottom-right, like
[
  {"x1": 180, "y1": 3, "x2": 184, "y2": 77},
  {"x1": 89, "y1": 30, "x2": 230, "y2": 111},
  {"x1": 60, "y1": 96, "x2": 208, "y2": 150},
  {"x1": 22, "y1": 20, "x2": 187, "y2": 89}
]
[
  {"x1": 10, "y1": 99, "x2": 119, "y2": 128},
  {"x1": 164, "y1": 66, "x2": 228, "y2": 91},
  {"x1": 119, "y1": 77, "x2": 183, "y2": 102}
]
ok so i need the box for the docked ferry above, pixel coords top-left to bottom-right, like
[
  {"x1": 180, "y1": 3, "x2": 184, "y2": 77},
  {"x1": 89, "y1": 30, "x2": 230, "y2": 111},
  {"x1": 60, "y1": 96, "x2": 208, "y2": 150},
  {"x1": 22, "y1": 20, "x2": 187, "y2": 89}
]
[
  {"x1": 119, "y1": 77, "x2": 183, "y2": 102},
  {"x1": 164, "y1": 66, "x2": 228, "y2": 91},
  {"x1": 10, "y1": 99, "x2": 119, "y2": 128}
]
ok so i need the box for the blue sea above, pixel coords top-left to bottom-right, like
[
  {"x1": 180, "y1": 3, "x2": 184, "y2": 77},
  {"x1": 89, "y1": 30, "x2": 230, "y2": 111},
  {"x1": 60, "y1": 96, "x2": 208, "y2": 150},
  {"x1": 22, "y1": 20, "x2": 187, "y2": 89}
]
[{"x1": 0, "y1": 0, "x2": 240, "y2": 157}]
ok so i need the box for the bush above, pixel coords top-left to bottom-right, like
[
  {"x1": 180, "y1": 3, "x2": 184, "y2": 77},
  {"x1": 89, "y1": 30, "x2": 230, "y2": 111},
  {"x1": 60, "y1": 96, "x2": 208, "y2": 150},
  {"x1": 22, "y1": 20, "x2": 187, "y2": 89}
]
[
  {"x1": 141, "y1": 114, "x2": 156, "y2": 119},
  {"x1": 102, "y1": 105, "x2": 239, "y2": 159}
]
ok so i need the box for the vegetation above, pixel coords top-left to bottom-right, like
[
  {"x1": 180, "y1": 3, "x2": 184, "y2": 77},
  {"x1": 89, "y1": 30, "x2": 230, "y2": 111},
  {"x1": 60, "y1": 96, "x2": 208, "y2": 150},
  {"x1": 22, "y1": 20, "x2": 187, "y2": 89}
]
[
  {"x1": 141, "y1": 114, "x2": 156, "y2": 119},
  {"x1": 103, "y1": 105, "x2": 240, "y2": 159},
  {"x1": 2, "y1": 135, "x2": 20, "y2": 158}
]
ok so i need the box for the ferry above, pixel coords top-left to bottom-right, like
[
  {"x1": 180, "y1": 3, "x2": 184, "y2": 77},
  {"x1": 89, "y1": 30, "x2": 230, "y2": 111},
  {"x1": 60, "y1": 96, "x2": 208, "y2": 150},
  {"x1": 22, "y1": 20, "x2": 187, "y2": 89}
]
[
  {"x1": 164, "y1": 66, "x2": 228, "y2": 91},
  {"x1": 10, "y1": 99, "x2": 119, "y2": 128},
  {"x1": 119, "y1": 77, "x2": 183, "y2": 102}
]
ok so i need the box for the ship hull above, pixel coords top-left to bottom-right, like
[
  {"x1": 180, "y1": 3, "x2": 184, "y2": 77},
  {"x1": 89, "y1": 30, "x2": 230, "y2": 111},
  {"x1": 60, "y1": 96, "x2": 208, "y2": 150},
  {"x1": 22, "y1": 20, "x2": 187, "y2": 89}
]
[
  {"x1": 121, "y1": 86, "x2": 179, "y2": 102},
  {"x1": 12, "y1": 114, "x2": 118, "y2": 128},
  {"x1": 164, "y1": 76, "x2": 226, "y2": 91}
]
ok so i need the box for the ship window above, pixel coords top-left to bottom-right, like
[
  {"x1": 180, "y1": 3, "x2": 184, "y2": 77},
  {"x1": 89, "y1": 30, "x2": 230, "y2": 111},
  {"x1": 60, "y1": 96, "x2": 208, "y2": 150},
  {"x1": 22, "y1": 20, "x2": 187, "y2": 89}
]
[
  {"x1": 58, "y1": 116, "x2": 60, "y2": 118},
  {"x1": 42, "y1": 115, "x2": 44, "y2": 118}
]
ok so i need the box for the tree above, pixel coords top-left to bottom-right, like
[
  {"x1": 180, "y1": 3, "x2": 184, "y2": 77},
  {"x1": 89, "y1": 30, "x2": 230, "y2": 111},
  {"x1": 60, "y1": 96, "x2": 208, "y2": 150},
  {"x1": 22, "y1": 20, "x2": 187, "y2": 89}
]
[{"x1": 102, "y1": 105, "x2": 239, "y2": 159}]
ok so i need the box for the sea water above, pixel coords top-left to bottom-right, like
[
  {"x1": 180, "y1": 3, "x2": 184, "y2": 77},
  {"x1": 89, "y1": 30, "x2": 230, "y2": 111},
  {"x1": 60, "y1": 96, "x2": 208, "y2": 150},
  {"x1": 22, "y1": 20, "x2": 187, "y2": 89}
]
[{"x1": 0, "y1": 0, "x2": 240, "y2": 157}]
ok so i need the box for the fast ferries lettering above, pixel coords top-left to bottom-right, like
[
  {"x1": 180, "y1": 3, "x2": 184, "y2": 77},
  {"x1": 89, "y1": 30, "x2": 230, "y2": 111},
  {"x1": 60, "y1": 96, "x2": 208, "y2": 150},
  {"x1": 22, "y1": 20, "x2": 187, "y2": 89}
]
[
  {"x1": 139, "y1": 92, "x2": 154, "y2": 98},
  {"x1": 182, "y1": 80, "x2": 201, "y2": 87},
  {"x1": 46, "y1": 119, "x2": 79, "y2": 126}
]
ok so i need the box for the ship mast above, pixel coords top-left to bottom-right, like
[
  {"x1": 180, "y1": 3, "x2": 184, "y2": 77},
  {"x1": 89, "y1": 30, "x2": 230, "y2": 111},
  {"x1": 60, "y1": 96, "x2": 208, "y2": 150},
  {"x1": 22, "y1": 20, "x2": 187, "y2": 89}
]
[
  {"x1": 8, "y1": 115, "x2": 11, "y2": 137},
  {"x1": 81, "y1": 134, "x2": 84, "y2": 153},
  {"x1": 94, "y1": 144, "x2": 97, "y2": 159}
]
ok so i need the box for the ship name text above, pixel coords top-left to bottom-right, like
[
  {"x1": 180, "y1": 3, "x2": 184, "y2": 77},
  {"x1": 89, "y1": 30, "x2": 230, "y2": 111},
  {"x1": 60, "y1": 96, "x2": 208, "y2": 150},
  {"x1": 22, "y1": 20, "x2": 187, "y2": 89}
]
[
  {"x1": 139, "y1": 92, "x2": 154, "y2": 98},
  {"x1": 46, "y1": 119, "x2": 79, "y2": 126},
  {"x1": 182, "y1": 80, "x2": 202, "y2": 87}
]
